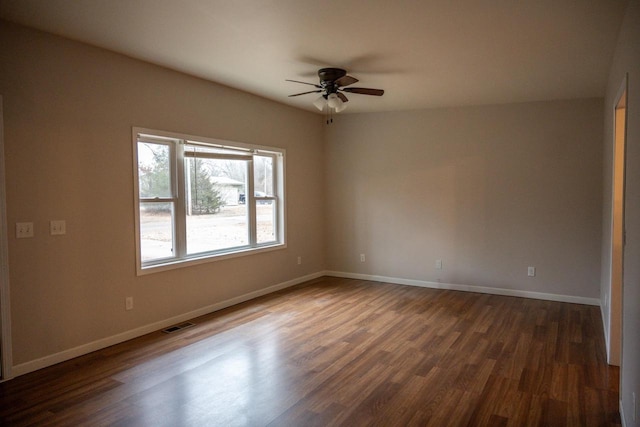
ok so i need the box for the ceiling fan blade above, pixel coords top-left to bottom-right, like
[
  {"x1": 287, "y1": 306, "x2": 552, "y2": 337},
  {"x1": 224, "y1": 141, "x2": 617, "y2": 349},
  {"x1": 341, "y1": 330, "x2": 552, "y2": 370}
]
[
  {"x1": 288, "y1": 90, "x2": 322, "y2": 97},
  {"x1": 335, "y1": 75, "x2": 358, "y2": 87},
  {"x1": 342, "y1": 87, "x2": 384, "y2": 96},
  {"x1": 337, "y1": 92, "x2": 349, "y2": 103},
  {"x1": 286, "y1": 79, "x2": 322, "y2": 88}
]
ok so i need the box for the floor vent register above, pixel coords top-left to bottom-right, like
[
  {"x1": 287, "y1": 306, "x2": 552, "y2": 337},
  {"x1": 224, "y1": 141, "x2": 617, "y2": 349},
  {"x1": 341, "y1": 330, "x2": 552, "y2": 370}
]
[{"x1": 161, "y1": 322, "x2": 196, "y2": 334}]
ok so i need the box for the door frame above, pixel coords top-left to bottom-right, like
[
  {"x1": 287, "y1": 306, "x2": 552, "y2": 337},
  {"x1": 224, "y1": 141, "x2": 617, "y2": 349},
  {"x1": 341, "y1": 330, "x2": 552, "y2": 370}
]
[
  {"x1": 0, "y1": 95, "x2": 12, "y2": 380},
  {"x1": 608, "y1": 75, "x2": 628, "y2": 366}
]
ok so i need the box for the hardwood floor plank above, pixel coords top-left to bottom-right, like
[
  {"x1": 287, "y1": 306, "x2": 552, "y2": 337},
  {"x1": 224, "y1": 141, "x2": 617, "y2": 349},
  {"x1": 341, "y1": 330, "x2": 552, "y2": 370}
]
[{"x1": 0, "y1": 277, "x2": 620, "y2": 426}]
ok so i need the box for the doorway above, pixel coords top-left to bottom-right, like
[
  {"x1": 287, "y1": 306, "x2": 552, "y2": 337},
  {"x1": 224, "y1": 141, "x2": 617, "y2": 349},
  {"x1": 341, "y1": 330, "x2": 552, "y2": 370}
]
[{"x1": 609, "y1": 76, "x2": 627, "y2": 366}]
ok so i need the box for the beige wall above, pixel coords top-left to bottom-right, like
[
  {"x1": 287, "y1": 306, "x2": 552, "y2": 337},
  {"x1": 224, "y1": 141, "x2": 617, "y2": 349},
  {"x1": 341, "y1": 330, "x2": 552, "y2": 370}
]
[
  {"x1": 325, "y1": 100, "x2": 603, "y2": 298},
  {"x1": 0, "y1": 22, "x2": 325, "y2": 366},
  {"x1": 601, "y1": 1, "x2": 640, "y2": 425}
]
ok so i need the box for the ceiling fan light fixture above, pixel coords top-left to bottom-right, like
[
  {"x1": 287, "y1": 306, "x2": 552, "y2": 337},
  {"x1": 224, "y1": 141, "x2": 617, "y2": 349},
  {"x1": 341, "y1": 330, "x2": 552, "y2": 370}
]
[
  {"x1": 313, "y1": 96, "x2": 326, "y2": 111},
  {"x1": 335, "y1": 102, "x2": 347, "y2": 113},
  {"x1": 327, "y1": 93, "x2": 341, "y2": 109}
]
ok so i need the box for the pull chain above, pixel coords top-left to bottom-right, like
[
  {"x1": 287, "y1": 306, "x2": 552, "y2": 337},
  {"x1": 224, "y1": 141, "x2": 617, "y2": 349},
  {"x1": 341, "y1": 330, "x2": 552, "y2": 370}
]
[{"x1": 326, "y1": 106, "x2": 334, "y2": 125}]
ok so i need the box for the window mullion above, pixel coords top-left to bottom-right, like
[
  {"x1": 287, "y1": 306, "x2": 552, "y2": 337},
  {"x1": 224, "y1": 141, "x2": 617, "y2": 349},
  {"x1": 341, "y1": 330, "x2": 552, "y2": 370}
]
[
  {"x1": 269, "y1": 153, "x2": 278, "y2": 240},
  {"x1": 139, "y1": 197, "x2": 174, "y2": 203},
  {"x1": 276, "y1": 152, "x2": 285, "y2": 243},
  {"x1": 247, "y1": 159, "x2": 257, "y2": 246},
  {"x1": 184, "y1": 151, "x2": 251, "y2": 161},
  {"x1": 174, "y1": 141, "x2": 187, "y2": 258}
]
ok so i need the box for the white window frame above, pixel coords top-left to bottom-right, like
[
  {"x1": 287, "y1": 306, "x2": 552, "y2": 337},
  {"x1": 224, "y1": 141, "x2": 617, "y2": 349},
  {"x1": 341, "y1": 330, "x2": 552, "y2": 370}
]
[{"x1": 132, "y1": 127, "x2": 286, "y2": 275}]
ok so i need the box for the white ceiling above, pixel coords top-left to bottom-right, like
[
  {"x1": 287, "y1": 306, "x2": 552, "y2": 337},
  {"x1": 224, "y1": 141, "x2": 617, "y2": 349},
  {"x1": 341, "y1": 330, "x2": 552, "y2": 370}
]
[{"x1": 0, "y1": 0, "x2": 629, "y2": 114}]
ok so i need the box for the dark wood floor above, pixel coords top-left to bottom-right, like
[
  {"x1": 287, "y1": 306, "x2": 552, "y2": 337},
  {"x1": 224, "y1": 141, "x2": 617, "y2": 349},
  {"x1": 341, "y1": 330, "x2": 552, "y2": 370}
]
[{"x1": 0, "y1": 277, "x2": 620, "y2": 426}]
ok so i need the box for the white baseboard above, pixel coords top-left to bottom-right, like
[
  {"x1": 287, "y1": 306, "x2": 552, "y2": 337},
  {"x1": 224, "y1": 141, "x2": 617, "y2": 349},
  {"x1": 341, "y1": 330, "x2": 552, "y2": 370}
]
[
  {"x1": 324, "y1": 271, "x2": 601, "y2": 306},
  {"x1": 10, "y1": 271, "x2": 324, "y2": 378},
  {"x1": 9, "y1": 269, "x2": 601, "y2": 379},
  {"x1": 601, "y1": 300, "x2": 612, "y2": 363},
  {"x1": 620, "y1": 399, "x2": 627, "y2": 427}
]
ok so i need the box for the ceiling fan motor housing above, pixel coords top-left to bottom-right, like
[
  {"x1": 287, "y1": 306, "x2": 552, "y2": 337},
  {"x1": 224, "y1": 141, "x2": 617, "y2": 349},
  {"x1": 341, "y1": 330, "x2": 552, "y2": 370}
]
[
  {"x1": 318, "y1": 68, "x2": 347, "y2": 82},
  {"x1": 318, "y1": 68, "x2": 347, "y2": 94}
]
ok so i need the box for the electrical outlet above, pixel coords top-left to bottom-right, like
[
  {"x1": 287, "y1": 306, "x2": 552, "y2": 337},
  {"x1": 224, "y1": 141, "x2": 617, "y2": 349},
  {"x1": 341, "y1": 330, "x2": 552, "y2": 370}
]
[
  {"x1": 360, "y1": 254, "x2": 365, "y2": 262},
  {"x1": 527, "y1": 266, "x2": 536, "y2": 277},
  {"x1": 16, "y1": 222, "x2": 34, "y2": 238},
  {"x1": 297, "y1": 256, "x2": 302, "y2": 265},
  {"x1": 125, "y1": 297, "x2": 133, "y2": 311},
  {"x1": 435, "y1": 259, "x2": 442, "y2": 269}
]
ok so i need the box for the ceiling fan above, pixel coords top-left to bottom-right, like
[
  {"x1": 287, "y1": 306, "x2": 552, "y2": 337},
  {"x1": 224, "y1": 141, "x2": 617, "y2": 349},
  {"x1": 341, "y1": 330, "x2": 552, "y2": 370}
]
[{"x1": 287, "y1": 68, "x2": 384, "y2": 113}]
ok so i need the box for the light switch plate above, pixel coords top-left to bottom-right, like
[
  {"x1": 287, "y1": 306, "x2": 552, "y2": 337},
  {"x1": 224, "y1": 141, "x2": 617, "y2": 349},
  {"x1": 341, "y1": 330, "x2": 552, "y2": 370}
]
[
  {"x1": 50, "y1": 220, "x2": 66, "y2": 235},
  {"x1": 16, "y1": 222, "x2": 34, "y2": 238}
]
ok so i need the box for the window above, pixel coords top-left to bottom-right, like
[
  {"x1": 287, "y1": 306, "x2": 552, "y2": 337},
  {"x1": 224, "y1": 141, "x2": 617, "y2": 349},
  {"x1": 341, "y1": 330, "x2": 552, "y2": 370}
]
[{"x1": 133, "y1": 128, "x2": 285, "y2": 274}]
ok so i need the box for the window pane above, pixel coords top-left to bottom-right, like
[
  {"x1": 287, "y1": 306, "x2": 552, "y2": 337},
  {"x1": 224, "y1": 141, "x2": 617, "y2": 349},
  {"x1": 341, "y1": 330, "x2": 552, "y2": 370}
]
[
  {"x1": 185, "y1": 157, "x2": 249, "y2": 254},
  {"x1": 256, "y1": 201, "x2": 276, "y2": 244},
  {"x1": 138, "y1": 142, "x2": 171, "y2": 198},
  {"x1": 140, "y1": 202, "x2": 174, "y2": 261},
  {"x1": 187, "y1": 204, "x2": 249, "y2": 253},
  {"x1": 254, "y1": 155, "x2": 273, "y2": 197}
]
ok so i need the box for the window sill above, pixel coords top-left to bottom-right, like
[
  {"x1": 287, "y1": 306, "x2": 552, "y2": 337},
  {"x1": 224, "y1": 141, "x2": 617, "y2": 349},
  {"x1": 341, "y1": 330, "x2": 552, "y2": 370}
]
[{"x1": 136, "y1": 242, "x2": 286, "y2": 276}]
